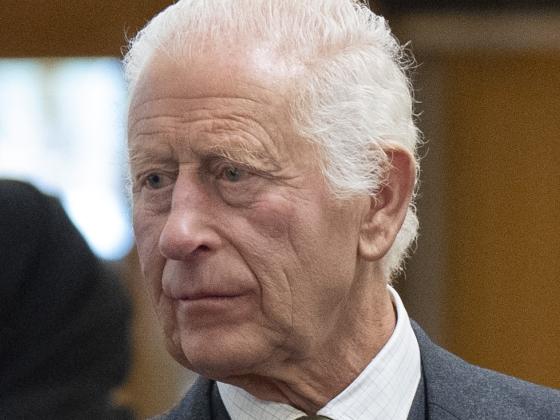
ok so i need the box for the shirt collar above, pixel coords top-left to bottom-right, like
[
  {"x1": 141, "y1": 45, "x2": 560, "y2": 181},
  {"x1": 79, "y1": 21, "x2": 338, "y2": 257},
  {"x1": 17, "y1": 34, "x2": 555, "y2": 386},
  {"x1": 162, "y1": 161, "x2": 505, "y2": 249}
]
[{"x1": 218, "y1": 286, "x2": 421, "y2": 420}]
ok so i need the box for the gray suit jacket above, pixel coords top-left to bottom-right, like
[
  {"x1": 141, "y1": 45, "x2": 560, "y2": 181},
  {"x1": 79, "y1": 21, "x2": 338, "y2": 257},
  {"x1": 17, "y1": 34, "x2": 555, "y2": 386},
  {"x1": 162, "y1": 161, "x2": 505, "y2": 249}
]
[{"x1": 153, "y1": 322, "x2": 560, "y2": 419}]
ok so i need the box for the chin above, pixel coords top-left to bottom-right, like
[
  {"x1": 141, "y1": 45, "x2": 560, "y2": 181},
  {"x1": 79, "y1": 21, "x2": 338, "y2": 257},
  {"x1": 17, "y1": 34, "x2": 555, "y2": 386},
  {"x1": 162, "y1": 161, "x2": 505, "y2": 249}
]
[{"x1": 173, "y1": 329, "x2": 278, "y2": 380}]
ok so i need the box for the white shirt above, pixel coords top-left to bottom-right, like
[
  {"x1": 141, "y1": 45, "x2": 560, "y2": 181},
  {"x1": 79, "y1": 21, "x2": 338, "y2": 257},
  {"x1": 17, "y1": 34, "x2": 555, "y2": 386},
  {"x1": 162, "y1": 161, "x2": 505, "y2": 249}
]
[{"x1": 218, "y1": 287, "x2": 421, "y2": 420}]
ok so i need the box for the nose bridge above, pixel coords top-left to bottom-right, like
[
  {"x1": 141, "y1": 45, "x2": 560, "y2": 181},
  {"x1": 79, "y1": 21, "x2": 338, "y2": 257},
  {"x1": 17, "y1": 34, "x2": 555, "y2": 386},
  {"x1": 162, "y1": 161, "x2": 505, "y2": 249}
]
[
  {"x1": 159, "y1": 170, "x2": 217, "y2": 260},
  {"x1": 172, "y1": 167, "x2": 208, "y2": 213}
]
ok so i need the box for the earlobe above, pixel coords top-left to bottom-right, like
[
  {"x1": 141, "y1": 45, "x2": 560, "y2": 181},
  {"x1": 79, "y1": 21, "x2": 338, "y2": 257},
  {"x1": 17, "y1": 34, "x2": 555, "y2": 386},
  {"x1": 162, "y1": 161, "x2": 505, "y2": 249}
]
[{"x1": 358, "y1": 146, "x2": 416, "y2": 261}]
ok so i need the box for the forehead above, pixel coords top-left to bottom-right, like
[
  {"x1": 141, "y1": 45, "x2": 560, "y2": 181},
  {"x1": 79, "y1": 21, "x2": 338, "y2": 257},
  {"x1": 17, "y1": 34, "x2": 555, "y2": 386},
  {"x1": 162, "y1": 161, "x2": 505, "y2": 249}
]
[
  {"x1": 129, "y1": 45, "x2": 299, "y2": 113},
  {"x1": 127, "y1": 47, "x2": 314, "y2": 166}
]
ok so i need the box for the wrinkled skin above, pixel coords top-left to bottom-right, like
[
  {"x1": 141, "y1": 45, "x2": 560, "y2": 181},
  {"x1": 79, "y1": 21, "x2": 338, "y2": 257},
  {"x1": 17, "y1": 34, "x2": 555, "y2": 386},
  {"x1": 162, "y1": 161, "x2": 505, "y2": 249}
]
[{"x1": 128, "y1": 46, "x2": 414, "y2": 413}]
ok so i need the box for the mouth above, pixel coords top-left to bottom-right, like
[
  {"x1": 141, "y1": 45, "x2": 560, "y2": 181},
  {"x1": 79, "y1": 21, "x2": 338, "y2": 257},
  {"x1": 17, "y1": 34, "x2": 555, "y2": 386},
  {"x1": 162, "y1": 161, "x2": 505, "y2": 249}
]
[
  {"x1": 172, "y1": 291, "x2": 251, "y2": 320},
  {"x1": 177, "y1": 291, "x2": 244, "y2": 301}
]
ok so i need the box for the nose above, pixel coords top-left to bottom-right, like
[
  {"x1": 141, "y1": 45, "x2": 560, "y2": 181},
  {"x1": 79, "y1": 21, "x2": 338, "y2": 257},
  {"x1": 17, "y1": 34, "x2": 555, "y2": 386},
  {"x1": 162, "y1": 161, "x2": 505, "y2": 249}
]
[{"x1": 158, "y1": 175, "x2": 221, "y2": 261}]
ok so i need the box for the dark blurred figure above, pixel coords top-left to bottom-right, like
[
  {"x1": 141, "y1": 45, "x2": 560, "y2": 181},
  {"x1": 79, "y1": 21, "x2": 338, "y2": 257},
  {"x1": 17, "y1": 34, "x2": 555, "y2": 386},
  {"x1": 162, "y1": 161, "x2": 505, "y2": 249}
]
[{"x1": 0, "y1": 180, "x2": 133, "y2": 419}]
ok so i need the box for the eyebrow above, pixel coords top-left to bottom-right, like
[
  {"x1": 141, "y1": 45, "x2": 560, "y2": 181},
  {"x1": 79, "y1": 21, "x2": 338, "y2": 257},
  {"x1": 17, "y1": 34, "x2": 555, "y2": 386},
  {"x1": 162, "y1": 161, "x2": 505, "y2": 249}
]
[
  {"x1": 127, "y1": 140, "x2": 281, "y2": 174},
  {"x1": 128, "y1": 143, "x2": 175, "y2": 170},
  {"x1": 204, "y1": 144, "x2": 281, "y2": 170}
]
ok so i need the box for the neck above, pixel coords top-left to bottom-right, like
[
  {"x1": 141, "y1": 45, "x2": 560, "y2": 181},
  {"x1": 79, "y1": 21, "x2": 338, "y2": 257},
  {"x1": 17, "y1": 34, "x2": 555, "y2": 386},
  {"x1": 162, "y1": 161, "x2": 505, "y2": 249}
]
[{"x1": 223, "y1": 268, "x2": 396, "y2": 414}]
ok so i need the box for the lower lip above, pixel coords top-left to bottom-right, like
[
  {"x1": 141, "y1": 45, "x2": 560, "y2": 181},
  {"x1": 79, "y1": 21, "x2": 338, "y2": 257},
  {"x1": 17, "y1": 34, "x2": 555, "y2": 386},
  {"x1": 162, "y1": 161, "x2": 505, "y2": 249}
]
[{"x1": 176, "y1": 295, "x2": 247, "y2": 314}]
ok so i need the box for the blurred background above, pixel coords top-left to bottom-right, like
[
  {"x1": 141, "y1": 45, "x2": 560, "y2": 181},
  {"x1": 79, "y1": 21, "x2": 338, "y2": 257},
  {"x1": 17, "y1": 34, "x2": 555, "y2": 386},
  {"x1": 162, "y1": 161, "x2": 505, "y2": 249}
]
[{"x1": 1, "y1": 1, "x2": 558, "y2": 417}]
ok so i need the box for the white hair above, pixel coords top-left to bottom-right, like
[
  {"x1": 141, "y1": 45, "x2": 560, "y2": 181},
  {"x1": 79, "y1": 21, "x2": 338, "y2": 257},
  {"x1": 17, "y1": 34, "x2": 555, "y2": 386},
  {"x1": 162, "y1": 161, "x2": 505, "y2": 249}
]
[{"x1": 123, "y1": 0, "x2": 421, "y2": 280}]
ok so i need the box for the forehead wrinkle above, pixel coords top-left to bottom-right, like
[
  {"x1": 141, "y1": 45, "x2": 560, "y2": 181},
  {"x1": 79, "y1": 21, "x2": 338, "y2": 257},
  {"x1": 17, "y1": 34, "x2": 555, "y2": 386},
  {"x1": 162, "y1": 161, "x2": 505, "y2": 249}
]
[
  {"x1": 202, "y1": 113, "x2": 286, "y2": 165},
  {"x1": 129, "y1": 95, "x2": 267, "y2": 122},
  {"x1": 205, "y1": 115, "x2": 282, "y2": 160},
  {"x1": 128, "y1": 115, "x2": 189, "y2": 143},
  {"x1": 128, "y1": 122, "x2": 279, "y2": 169},
  {"x1": 131, "y1": 107, "x2": 283, "y2": 159},
  {"x1": 129, "y1": 98, "x2": 279, "y2": 141},
  {"x1": 128, "y1": 140, "x2": 175, "y2": 169}
]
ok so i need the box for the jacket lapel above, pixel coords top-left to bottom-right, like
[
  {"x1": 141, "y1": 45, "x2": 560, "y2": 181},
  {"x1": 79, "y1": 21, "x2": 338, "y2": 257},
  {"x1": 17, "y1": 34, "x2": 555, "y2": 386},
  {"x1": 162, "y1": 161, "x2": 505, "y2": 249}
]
[
  {"x1": 151, "y1": 376, "x2": 215, "y2": 420},
  {"x1": 210, "y1": 380, "x2": 232, "y2": 420},
  {"x1": 407, "y1": 370, "x2": 427, "y2": 419}
]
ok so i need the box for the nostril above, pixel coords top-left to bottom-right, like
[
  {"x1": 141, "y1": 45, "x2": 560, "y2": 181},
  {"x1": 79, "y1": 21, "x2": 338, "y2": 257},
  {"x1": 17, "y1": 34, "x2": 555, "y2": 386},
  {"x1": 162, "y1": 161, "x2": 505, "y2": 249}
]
[
  {"x1": 195, "y1": 245, "x2": 210, "y2": 253},
  {"x1": 189, "y1": 244, "x2": 211, "y2": 258}
]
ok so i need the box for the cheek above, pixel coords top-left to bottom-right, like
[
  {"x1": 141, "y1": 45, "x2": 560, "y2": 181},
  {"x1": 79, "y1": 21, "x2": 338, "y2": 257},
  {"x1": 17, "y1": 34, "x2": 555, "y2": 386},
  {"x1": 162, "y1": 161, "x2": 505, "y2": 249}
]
[
  {"x1": 236, "y1": 195, "x2": 297, "y2": 316},
  {"x1": 248, "y1": 191, "x2": 321, "y2": 265},
  {"x1": 133, "y1": 207, "x2": 166, "y2": 293},
  {"x1": 246, "y1": 193, "x2": 295, "y2": 240},
  {"x1": 249, "y1": 192, "x2": 360, "y2": 311},
  {"x1": 239, "y1": 194, "x2": 346, "y2": 352},
  {"x1": 133, "y1": 205, "x2": 161, "y2": 255}
]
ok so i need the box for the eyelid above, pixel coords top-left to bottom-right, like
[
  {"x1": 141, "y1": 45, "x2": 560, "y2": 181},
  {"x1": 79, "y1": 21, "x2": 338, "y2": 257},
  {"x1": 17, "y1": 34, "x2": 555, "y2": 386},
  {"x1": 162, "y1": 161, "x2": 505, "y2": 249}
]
[{"x1": 134, "y1": 169, "x2": 176, "y2": 191}]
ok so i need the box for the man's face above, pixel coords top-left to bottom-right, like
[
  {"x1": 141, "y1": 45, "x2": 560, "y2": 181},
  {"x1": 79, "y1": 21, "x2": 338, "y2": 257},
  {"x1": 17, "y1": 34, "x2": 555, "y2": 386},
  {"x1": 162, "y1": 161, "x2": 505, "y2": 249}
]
[{"x1": 128, "y1": 49, "x2": 369, "y2": 380}]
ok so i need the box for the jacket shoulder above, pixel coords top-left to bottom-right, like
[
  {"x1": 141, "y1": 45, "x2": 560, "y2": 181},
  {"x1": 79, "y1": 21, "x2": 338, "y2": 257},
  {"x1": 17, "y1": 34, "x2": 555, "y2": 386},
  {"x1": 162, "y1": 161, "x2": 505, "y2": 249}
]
[{"x1": 411, "y1": 321, "x2": 560, "y2": 419}]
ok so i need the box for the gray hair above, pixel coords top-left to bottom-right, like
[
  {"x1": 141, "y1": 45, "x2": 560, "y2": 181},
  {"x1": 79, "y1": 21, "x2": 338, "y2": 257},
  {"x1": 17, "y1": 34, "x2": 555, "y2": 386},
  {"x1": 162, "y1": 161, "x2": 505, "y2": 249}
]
[{"x1": 123, "y1": 0, "x2": 421, "y2": 280}]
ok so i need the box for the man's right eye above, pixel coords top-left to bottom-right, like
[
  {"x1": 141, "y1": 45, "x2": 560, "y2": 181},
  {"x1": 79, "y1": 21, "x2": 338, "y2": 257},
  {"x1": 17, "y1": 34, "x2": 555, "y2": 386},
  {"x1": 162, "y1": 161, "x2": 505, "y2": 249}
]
[{"x1": 144, "y1": 173, "x2": 173, "y2": 190}]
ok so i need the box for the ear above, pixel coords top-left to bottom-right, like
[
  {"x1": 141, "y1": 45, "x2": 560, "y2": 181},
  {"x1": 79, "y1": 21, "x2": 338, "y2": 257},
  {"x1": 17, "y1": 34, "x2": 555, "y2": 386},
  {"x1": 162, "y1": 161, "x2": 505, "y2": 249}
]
[{"x1": 358, "y1": 146, "x2": 416, "y2": 261}]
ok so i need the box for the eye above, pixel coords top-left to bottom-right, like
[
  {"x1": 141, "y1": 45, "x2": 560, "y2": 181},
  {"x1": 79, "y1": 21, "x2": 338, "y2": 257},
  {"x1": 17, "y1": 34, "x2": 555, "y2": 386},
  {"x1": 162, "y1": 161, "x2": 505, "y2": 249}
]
[
  {"x1": 144, "y1": 172, "x2": 173, "y2": 190},
  {"x1": 221, "y1": 165, "x2": 246, "y2": 182}
]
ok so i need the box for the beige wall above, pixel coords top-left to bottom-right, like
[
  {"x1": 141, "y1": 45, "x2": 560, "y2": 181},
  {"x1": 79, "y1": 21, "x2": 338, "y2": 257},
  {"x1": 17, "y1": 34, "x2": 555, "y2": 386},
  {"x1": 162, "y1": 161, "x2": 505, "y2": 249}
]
[
  {"x1": 0, "y1": 0, "x2": 172, "y2": 57},
  {"x1": 442, "y1": 52, "x2": 560, "y2": 388},
  {"x1": 395, "y1": 13, "x2": 560, "y2": 389}
]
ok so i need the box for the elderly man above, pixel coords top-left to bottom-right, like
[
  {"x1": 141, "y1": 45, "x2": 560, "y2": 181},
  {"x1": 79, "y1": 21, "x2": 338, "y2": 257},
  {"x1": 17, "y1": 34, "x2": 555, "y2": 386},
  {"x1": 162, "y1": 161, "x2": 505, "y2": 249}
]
[{"x1": 124, "y1": 1, "x2": 560, "y2": 419}]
